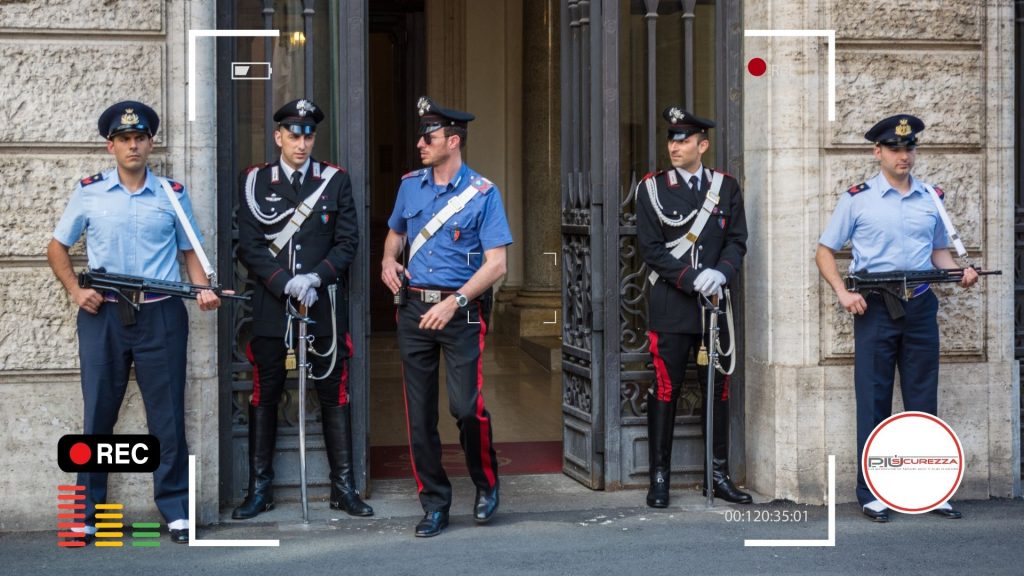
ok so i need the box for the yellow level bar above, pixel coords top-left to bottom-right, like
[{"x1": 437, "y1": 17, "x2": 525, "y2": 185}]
[
  {"x1": 95, "y1": 522, "x2": 123, "y2": 529},
  {"x1": 95, "y1": 503, "x2": 124, "y2": 510},
  {"x1": 94, "y1": 541, "x2": 123, "y2": 547}
]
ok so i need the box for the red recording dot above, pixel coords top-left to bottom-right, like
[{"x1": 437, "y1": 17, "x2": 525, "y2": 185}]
[
  {"x1": 69, "y1": 442, "x2": 91, "y2": 465},
  {"x1": 747, "y1": 57, "x2": 767, "y2": 77}
]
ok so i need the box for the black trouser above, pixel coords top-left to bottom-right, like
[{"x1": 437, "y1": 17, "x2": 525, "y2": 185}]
[
  {"x1": 397, "y1": 298, "x2": 498, "y2": 513},
  {"x1": 76, "y1": 297, "x2": 189, "y2": 526},
  {"x1": 246, "y1": 331, "x2": 353, "y2": 408},
  {"x1": 648, "y1": 330, "x2": 732, "y2": 461},
  {"x1": 854, "y1": 290, "x2": 940, "y2": 505}
]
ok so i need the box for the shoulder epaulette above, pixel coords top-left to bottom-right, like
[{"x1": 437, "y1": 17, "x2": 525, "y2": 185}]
[
  {"x1": 166, "y1": 179, "x2": 184, "y2": 193},
  {"x1": 320, "y1": 160, "x2": 347, "y2": 173},
  {"x1": 470, "y1": 177, "x2": 493, "y2": 194},
  {"x1": 933, "y1": 185, "x2": 944, "y2": 199},
  {"x1": 401, "y1": 168, "x2": 426, "y2": 180},
  {"x1": 847, "y1": 182, "x2": 869, "y2": 195},
  {"x1": 79, "y1": 172, "x2": 104, "y2": 187},
  {"x1": 711, "y1": 168, "x2": 735, "y2": 179},
  {"x1": 244, "y1": 163, "x2": 268, "y2": 174},
  {"x1": 640, "y1": 171, "x2": 660, "y2": 182}
]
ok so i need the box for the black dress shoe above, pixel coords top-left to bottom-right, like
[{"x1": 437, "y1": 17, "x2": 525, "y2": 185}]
[
  {"x1": 930, "y1": 506, "x2": 962, "y2": 519},
  {"x1": 474, "y1": 487, "x2": 500, "y2": 523},
  {"x1": 331, "y1": 492, "x2": 374, "y2": 517},
  {"x1": 414, "y1": 511, "x2": 449, "y2": 538},
  {"x1": 169, "y1": 528, "x2": 189, "y2": 544},
  {"x1": 862, "y1": 506, "x2": 890, "y2": 523}
]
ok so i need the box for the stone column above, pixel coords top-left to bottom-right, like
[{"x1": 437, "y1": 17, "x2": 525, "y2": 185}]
[
  {"x1": 743, "y1": 0, "x2": 1017, "y2": 505},
  {"x1": 493, "y1": 0, "x2": 561, "y2": 348}
]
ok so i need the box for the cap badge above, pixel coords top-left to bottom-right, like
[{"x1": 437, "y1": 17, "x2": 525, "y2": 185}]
[
  {"x1": 417, "y1": 97, "x2": 430, "y2": 117},
  {"x1": 894, "y1": 118, "x2": 912, "y2": 137},
  {"x1": 120, "y1": 108, "x2": 139, "y2": 125},
  {"x1": 296, "y1": 99, "x2": 315, "y2": 117},
  {"x1": 668, "y1": 107, "x2": 686, "y2": 124}
]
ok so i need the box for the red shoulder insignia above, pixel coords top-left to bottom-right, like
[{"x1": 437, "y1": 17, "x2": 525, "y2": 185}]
[
  {"x1": 402, "y1": 169, "x2": 427, "y2": 180},
  {"x1": 846, "y1": 182, "x2": 869, "y2": 195},
  {"x1": 79, "y1": 172, "x2": 105, "y2": 187},
  {"x1": 640, "y1": 171, "x2": 659, "y2": 182},
  {"x1": 712, "y1": 168, "x2": 734, "y2": 179},
  {"x1": 244, "y1": 163, "x2": 268, "y2": 174},
  {"x1": 933, "y1": 185, "x2": 944, "y2": 199},
  {"x1": 321, "y1": 160, "x2": 347, "y2": 173},
  {"x1": 167, "y1": 179, "x2": 184, "y2": 192}
]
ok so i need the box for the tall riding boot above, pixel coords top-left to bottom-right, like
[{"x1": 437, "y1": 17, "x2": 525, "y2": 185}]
[
  {"x1": 646, "y1": 395, "x2": 677, "y2": 508},
  {"x1": 322, "y1": 405, "x2": 374, "y2": 517},
  {"x1": 704, "y1": 392, "x2": 752, "y2": 504},
  {"x1": 232, "y1": 405, "x2": 278, "y2": 519}
]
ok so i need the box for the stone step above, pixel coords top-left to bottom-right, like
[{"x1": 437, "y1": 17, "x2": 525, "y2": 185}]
[{"x1": 519, "y1": 336, "x2": 562, "y2": 372}]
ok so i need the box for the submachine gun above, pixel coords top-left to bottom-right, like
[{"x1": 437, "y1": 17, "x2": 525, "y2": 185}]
[
  {"x1": 78, "y1": 268, "x2": 250, "y2": 310},
  {"x1": 844, "y1": 267, "x2": 1000, "y2": 319}
]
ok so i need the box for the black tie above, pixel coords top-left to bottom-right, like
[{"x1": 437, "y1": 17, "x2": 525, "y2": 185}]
[
  {"x1": 291, "y1": 170, "x2": 302, "y2": 193},
  {"x1": 689, "y1": 175, "x2": 700, "y2": 196}
]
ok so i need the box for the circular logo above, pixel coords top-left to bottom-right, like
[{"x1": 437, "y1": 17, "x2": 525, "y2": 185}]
[{"x1": 862, "y1": 411, "x2": 964, "y2": 513}]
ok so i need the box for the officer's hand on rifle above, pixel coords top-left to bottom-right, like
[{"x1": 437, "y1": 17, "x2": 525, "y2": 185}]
[
  {"x1": 961, "y1": 266, "x2": 979, "y2": 289},
  {"x1": 196, "y1": 289, "x2": 222, "y2": 312},
  {"x1": 73, "y1": 286, "x2": 103, "y2": 315},
  {"x1": 838, "y1": 289, "x2": 867, "y2": 315}
]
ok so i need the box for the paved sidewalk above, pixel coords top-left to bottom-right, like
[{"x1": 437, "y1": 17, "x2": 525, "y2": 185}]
[{"x1": 3, "y1": 474, "x2": 1022, "y2": 575}]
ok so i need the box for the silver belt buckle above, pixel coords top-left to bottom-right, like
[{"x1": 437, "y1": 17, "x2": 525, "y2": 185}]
[{"x1": 422, "y1": 290, "x2": 441, "y2": 304}]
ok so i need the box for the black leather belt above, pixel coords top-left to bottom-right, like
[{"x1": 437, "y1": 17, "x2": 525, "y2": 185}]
[{"x1": 408, "y1": 286, "x2": 457, "y2": 304}]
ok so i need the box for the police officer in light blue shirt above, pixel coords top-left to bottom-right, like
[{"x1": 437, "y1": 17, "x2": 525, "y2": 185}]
[
  {"x1": 816, "y1": 114, "x2": 978, "y2": 523},
  {"x1": 381, "y1": 96, "x2": 512, "y2": 538},
  {"x1": 47, "y1": 101, "x2": 220, "y2": 545}
]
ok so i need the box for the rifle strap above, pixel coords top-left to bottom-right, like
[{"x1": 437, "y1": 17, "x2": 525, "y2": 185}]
[
  {"x1": 160, "y1": 178, "x2": 216, "y2": 281},
  {"x1": 922, "y1": 183, "x2": 967, "y2": 259}
]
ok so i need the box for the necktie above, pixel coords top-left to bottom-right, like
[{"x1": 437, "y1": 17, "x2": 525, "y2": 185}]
[
  {"x1": 291, "y1": 170, "x2": 302, "y2": 193},
  {"x1": 689, "y1": 175, "x2": 700, "y2": 196}
]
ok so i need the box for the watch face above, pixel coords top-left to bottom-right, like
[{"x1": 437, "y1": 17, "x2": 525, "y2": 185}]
[{"x1": 456, "y1": 294, "x2": 468, "y2": 307}]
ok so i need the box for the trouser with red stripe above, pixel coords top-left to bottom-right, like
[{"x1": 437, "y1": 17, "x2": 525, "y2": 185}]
[
  {"x1": 247, "y1": 332, "x2": 353, "y2": 408},
  {"x1": 397, "y1": 298, "x2": 498, "y2": 513},
  {"x1": 647, "y1": 330, "x2": 733, "y2": 460}
]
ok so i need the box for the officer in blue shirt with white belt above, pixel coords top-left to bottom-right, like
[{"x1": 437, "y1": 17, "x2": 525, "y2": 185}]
[
  {"x1": 381, "y1": 96, "x2": 513, "y2": 538},
  {"x1": 816, "y1": 114, "x2": 978, "y2": 523},
  {"x1": 47, "y1": 101, "x2": 221, "y2": 544}
]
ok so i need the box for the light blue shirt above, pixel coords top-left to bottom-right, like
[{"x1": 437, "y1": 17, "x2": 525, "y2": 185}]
[
  {"x1": 819, "y1": 171, "x2": 948, "y2": 273},
  {"x1": 388, "y1": 163, "x2": 513, "y2": 288},
  {"x1": 52, "y1": 167, "x2": 204, "y2": 281}
]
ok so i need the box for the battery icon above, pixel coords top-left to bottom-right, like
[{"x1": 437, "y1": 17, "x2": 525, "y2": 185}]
[{"x1": 231, "y1": 62, "x2": 272, "y2": 80}]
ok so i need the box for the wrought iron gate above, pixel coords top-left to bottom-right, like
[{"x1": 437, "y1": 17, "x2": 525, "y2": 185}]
[
  {"x1": 216, "y1": 0, "x2": 369, "y2": 506},
  {"x1": 560, "y1": 0, "x2": 743, "y2": 489}
]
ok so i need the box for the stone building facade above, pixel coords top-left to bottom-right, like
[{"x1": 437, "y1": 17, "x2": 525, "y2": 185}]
[{"x1": 0, "y1": 0, "x2": 1017, "y2": 531}]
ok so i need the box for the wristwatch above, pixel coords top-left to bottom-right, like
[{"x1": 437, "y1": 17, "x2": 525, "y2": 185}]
[{"x1": 454, "y1": 292, "x2": 469, "y2": 308}]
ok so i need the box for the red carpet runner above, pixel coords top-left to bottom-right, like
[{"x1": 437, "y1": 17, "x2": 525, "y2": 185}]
[{"x1": 370, "y1": 441, "x2": 563, "y2": 479}]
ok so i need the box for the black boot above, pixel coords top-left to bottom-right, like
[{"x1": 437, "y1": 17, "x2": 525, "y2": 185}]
[
  {"x1": 646, "y1": 395, "x2": 676, "y2": 508},
  {"x1": 232, "y1": 405, "x2": 278, "y2": 519},
  {"x1": 704, "y1": 392, "x2": 752, "y2": 504},
  {"x1": 322, "y1": 405, "x2": 374, "y2": 517}
]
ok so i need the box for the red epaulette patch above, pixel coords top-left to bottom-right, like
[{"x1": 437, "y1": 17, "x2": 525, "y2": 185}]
[
  {"x1": 321, "y1": 160, "x2": 347, "y2": 173},
  {"x1": 712, "y1": 168, "x2": 734, "y2": 179},
  {"x1": 847, "y1": 182, "x2": 869, "y2": 195},
  {"x1": 640, "y1": 171, "x2": 659, "y2": 182},
  {"x1": 79, "y1": 172, "x2": 104, "y2": 187},
  {"x1": 167, "y1": 179, "x2": 184, "y2": 192},
  {"x1": 245, "y1": 163, "x2": 268, "y2": 174},
  {"x1": 933, "y1": 185, "x2": 944, "y2": 199}
]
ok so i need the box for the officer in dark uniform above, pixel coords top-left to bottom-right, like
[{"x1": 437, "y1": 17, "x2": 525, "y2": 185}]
[
  {"x1": 636, "y1": 107, "x2": 751, "y2": 508},
  {"x1": 48, "y1": 101, "x2": 221, "y2": 544},
  {"x1": 234, "y1": 99, "x2": 372, "y2": 519},
  {"x1": 816, "y1": 114, "x2": 978, "y2": 522},
  {"x1": 381, "y1": 96, "x2": 513, "y2": 537}
]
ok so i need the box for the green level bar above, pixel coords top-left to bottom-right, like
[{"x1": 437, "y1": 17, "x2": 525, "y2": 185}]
[
  {"x1": 131, "y1": 541, "x2": 161, "y2": 548},
  {"x1": 131, "y1": 522, "x2": 161, "y2": 529},
  {"x1": 132, "y1": 531, "x2": 161, "y2": 538}
]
